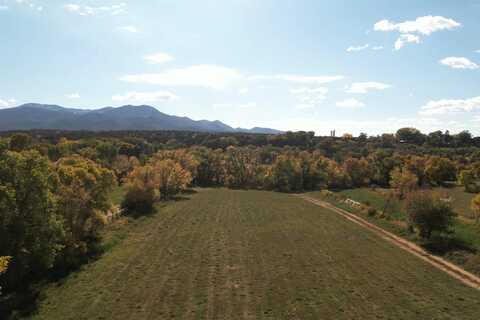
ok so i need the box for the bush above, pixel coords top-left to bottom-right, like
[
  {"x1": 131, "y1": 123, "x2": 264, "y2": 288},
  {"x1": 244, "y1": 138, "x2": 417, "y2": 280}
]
[
  {"x1": 367, "y1": 207, "x2": 377, "y2": 217},
  {"x1": 122, "y1": 187, "x2": 155, "y2": 215},
  {"x1": 406, "y1": 191, "x2": 456, "y2": 239}
]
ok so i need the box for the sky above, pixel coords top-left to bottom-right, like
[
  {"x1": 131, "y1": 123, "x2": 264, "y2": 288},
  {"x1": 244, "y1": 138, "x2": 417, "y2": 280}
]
[{"x1": 1, "y1": 0, "x2": 480, "y2": 135}]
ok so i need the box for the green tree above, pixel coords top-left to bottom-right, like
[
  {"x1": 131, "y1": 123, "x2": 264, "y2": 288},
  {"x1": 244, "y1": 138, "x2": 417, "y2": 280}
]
[
  {"x1": 9, "y1": 133, "x2": 32, "y2": 151},
  {"x1": 0, "y1": 150, "x2": 64, "y2": 290},
  {"x1": 406, "y1": 192, "x2": 456, "y2": 239}
]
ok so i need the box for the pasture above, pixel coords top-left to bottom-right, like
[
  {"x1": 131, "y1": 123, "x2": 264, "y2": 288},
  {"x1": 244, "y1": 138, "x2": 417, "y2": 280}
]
[{"x1": 28, "y1": 189, "x2": 480, "y2": 320}]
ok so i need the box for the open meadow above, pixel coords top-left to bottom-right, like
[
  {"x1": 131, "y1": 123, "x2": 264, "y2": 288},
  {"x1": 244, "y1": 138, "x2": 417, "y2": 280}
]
[{"x1": 28, "y1": 189, "x2": 480, "y2": 320}]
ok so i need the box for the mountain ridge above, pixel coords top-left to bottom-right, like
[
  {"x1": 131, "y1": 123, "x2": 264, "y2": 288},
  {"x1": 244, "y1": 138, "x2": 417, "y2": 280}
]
[{"x1": 0, "y1": 103, "x2": 283, "y2": 134}]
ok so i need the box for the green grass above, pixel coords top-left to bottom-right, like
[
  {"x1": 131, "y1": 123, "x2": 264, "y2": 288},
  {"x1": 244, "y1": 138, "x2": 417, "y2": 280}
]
[
  {"x1": 109, "y1": 185, "x2": 127, "y2": 207},
  {"x1": 435, "y1": 187, "x2": 476, "y2": 219},
  {"x1": 28, "y1": 189, "x2": 480, "y2": 320}
]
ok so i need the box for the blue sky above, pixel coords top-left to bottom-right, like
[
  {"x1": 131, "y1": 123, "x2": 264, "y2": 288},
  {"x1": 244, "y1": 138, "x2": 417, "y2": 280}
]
[{"x1": 1, "y1": 0, "x2": 479, "y2": 135}]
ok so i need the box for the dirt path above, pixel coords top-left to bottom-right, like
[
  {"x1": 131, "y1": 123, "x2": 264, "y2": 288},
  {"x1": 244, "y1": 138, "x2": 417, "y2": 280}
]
[{"x1": 296, "y1": 194, "x2": 480, "y2": 291}]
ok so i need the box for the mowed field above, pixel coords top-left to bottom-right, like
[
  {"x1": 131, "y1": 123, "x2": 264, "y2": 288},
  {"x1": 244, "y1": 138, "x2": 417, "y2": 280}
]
[{"x1": 29, "y1": 189, "x2": 480, "y2": 320}]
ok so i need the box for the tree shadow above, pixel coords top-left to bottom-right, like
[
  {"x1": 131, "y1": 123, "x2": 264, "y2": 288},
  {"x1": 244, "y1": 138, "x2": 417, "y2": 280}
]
[{"x1": 422, "y1": 235, "x2": 476, "y2": 256}]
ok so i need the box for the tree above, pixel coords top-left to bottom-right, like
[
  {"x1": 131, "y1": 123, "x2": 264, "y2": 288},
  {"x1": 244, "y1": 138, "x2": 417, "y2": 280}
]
[
  {"x1": 55, "y1": 156, "x2": 116, "y2": 267},
  {"x1": 458, "y1": 169, "x2": 480, "y2": 193},
  {"x1": 153, "y1": 159, "x2": 192, "y2": 200},
  {"x1": 9, "y1": 133, "x2": 32, "y2": 151},
  {"x1": 123, "y1": 165, "x2": 157, "y2": 214},
  {"x1": 390, "y1": 167, "x2": 418, "y2": 199},
  {"x1": 0, "y1": 256, "x2": 11, "y2": 294},
  {"x1": 0, "y1": 150, "x2": 64, "y2": 290},
  {"x1": 343, "y1": 157, "x2": 372, "y2": 187},
  {"x1": 396, "y1": 127, "x2": 425, "y2": 145},
  {"x1": 425, "y1": 157, "x2": 456, "y2": 186},
  {"x1": 471, "y1": 193, "x2": 480, "y2": 224},
  {"x1": 406, "y1": 192, "x2": 456, "y2": 239}
]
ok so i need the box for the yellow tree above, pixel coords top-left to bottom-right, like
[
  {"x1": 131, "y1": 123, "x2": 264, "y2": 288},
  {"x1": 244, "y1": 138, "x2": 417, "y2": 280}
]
[
  {"x1": 390, "y1": 167, "x2": 419, "y2": 199},
  {"x1": 471, "y1": 194, "x2": 480, "y2": 224},
  {"x1": 123, "y1": 165, "x2": 157, "y2": 214},
  {"x1": 153, "y1": 159, "x2": 192, "y2": 200}
]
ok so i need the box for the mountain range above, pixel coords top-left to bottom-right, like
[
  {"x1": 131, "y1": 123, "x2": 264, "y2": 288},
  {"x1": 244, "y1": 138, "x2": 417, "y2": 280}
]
[{"x1": 0, "y1": 104, "x2": 282, "y2": 134}]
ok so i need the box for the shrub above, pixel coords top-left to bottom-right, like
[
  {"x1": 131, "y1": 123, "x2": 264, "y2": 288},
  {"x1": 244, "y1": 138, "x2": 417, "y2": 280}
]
[{"x1": 406, "y1": 191, "x2": 456, "y2": 239}]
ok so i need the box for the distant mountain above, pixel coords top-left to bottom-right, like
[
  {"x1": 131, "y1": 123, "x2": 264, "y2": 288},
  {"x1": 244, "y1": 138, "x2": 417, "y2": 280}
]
[{"x1": 0, "y1": 104, "x2": 283, "y2": 134}]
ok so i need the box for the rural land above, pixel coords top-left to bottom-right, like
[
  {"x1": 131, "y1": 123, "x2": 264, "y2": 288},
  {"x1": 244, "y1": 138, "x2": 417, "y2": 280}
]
[{"x1": 2, "y1": 129, "x2": 480, "y2": 319}]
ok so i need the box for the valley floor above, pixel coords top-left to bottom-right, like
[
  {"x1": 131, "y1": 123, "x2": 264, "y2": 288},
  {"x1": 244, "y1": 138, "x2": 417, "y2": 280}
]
[{"x1": 29, "y1": 189, "x2": 480, "y2": 320}]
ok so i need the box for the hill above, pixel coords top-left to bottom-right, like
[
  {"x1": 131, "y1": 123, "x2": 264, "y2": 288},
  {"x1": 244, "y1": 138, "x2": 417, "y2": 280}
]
[{"x1": 0, "y1": 103, "x2": 283, "y2": 134}]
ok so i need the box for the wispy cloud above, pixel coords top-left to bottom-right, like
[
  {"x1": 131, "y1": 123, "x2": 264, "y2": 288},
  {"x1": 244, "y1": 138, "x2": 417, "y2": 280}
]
[
  {"x1": 239, "y1": 88, "x2": 249, "y2": 95},
  {"x1": 346, "y1": 82, "x2": 391, "y2": 94},
  {"x1": 65, "y1": 93, "x2": 80, "y2": 99},
  {"x1": 336, "y1": 98, "x2": 365, "y2": 109},
  {"x1": 347, "y1": 44, "x2": 369, "y2": 52},
  {"x1": 118, "y1": 25, "x2": 138, "y2": 33},
  {"x1": 112, "y1": 91, "x2": 178, "y2": 103},
  {"x1": 144, "y1": 52, "x2": 174, "y2": 64},
  {"x1": 420, "y1": 96, "x2": 480, "y2": 115},
  {"x1": 64, "y1": 3, "x2": 127, "y2": 16},
  {"x1": 250, "y1": 74, "x2": 344, "y2": 84},
  {"x1": 121, "y1": 65, "x2": 242, "y2": 90},
  {"x1": 0, "y1": 5, "x2": 8, "y2": 10},
  {"x1": 394, "y1": 34, "x2": 420, "y2": 50},
  {"x1": 372, "y1": 46, "x2": 384, "y2": 50},
  {"x1": 440, "y1": 57, "x2": 479, "y2": 70}
]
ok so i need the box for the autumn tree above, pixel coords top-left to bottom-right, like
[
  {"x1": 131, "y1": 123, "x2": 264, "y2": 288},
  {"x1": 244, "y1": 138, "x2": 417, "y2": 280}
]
[
  {"x1": 425, "y1": 156, "x2": 456, "y2": 186},
  {"x1": 224, "y1": 147, "x2": 261, "y2": 188},
  {"x1": 55, "y1": 156, "x2": 116, "y2": 267},
  {"x1": 123, "y1": 165, "x2": 157, "y2": 214},
  {"x1": 459, "y1": 169, "x2": 480, "y2": 193},
  {"x1": 471, "y1": 194, "x2": 480, "y2": 224},
  {"x1": 153, "y1": 159, "x2": 192, "y2": 200},
  {"x1": 390, "y1": 167, "x2": 418, "y2": 199}
]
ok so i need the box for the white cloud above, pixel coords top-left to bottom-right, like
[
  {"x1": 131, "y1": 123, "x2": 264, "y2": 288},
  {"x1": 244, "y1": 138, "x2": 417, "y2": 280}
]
[
  {"x1": 394, "y1": 34, "x2": 420, "y2": 50},
  {"x1": 374, "y1": 16, "x2": 460, "y2": 35},
  {"x1": 143, "y1": 52, "x2": 174, "y2": 64},
  {"x1": 336, "y1": 98, "x2": 365, "y2": 109},
  {"x1": 119, "y1": 25, "x2": 138, "y2": 33},
  {"x1": 112, "y1": 91, "x2": 177, "y2": 103},
  {"x1": 375, "y1": 16, "x2": 459, "y2": 50},
  {"x1": 440, "y1": 57, "x2": 479, "y2": 70},
  {"x1": 0, "y1": 98, "x2": 16, "y2": 108},
  {"x1": 346, "y1": 82, "x2": 391, "y2": 94},
  {"x1": 239, "y1": 88, "x2": 249, "y2": 95},
  {"x1": 121, "y1": 65, "x2": 241, "y2": 90},
  {"x1": 419, "y1": 96, "x2": 480, "y2": 115},
  {"x1": 372, "y1": 46, "x2": 384, "y2": 50},
  {"x1": 347, "y1": 44, "x2": 369, "y2": 52},
  {"x1": 64, "y1": 3, "x2": 127, "y2": 16},
  {"x1": 250, "y1": 74, "x2": 344, "y2": 84},
  {"x1": 66, "y1": 93, "x2": 80, "y2": 99}
]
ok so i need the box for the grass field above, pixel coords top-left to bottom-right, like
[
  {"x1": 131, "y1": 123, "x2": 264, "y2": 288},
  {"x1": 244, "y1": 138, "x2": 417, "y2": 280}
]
[{"x1": 28, "y1": 189, "x2": 480, "y2": 320}]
